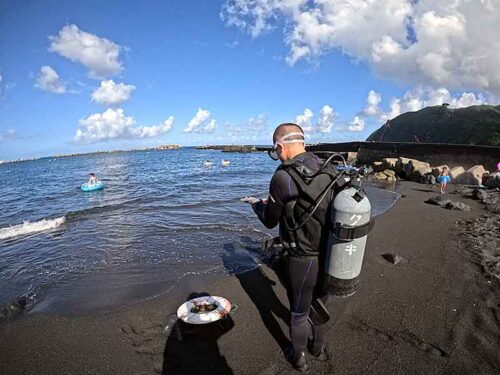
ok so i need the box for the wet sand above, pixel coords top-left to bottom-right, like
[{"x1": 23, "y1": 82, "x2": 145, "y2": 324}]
[{"x1": 1, "y1": 181, "x2": 499, "y2": 375}]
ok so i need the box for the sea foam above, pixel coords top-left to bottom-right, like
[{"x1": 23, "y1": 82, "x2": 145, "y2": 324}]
[{"x1": 0, "y1": 217, "x2": 66, "y2": 240}]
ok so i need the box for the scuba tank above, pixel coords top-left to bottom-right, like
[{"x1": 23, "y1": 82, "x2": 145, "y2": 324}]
[{"x1": 321, "y1": 183, "x2": 373, "y2": 297}]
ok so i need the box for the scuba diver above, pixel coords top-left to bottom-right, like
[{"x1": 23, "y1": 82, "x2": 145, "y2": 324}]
[
  {"x1": 242, "y1": 123, "x2": 373, "y2": 372},
  {"x1": 242, "y1": 123, "x2": 333, "y2": 371}
]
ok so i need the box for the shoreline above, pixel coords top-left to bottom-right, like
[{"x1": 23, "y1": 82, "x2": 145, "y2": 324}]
[
  {"x1": 1, "y1": 181, "x2": 499, "y2": 374},
  {"x1": 0, "y1": 181, "x2": 398, "y2": 316}
]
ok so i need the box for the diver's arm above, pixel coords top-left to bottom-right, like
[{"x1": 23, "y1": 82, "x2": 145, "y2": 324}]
[
  {"x1": 252, "y1": 198, "x2": 282, "y2": 229},
  {"x1": 252, "y1": 170, "x2": 297, "y2": 229}
]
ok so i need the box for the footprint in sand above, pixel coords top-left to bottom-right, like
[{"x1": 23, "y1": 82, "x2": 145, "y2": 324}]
[
  {"x1": 121, "y1": 322, "x2": 167, "y2": 373},
  {"x1": 349, "y1": 318, "x2": 448, "y2": 358}
]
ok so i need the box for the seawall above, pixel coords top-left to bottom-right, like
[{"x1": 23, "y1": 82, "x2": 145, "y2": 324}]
[{"x1": 308, "y1": 142, "x2": 500, "y2": 171}]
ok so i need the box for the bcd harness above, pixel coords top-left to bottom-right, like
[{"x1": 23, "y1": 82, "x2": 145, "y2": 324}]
[{"x1": 278, "y1": 153, "x2": 375, "y2": 257}]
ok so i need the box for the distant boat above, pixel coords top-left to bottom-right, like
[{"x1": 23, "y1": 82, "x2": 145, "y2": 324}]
[
  {"x1": 221, "y1": 160, "x2": 230, "y2": 166},
  {"x1": 203, "y1": 160, "x2": 213, "y2": 166}
]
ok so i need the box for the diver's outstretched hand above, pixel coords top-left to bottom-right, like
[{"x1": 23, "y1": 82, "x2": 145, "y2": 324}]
[{"x1": 240, "y1": 196, "x2": 260, "y2": 205}]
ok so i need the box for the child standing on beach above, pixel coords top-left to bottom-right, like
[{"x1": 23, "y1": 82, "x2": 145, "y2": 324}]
[{"x1": 437, "y1": 167, "x2": 450, "y2": 194}]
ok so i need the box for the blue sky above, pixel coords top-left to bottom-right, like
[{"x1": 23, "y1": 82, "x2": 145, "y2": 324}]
[{"x1": 0, "y1": 0, "x2": 497, "y2": 160}]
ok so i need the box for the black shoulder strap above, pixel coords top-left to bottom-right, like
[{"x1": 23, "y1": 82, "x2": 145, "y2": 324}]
[{"x1": 285, "y1": 166, "x2": 310, "y2": 195}]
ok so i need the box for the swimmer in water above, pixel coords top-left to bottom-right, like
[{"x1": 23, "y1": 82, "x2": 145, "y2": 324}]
[{"x1": 88, "y1": 172, "x2": 99, "y2": 186}]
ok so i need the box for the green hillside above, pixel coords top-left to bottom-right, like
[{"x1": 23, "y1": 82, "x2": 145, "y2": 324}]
[{"x1": 367, "y1": 104, "x2": 500, "y2": 146}]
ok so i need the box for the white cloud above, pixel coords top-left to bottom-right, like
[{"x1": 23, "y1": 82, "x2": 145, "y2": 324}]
[
  {"x1": 185, "y1": 108, "x2": 217, "y2": 133},
  {"x1": 135, "y1": 116, "x2": 174, "y2": 138},
  {"x1": 317, "y1": 105, "x2": 334, "y2": 133},
  {"x1": 204, "y1": 119, "x2": 217, "y2": 133},
  {"x1": 222, "y1": 0, "x2": 500, "y2": 96},
  {"x1": 75, "y1": 108, "x2": 173, "y2": 142},
  {"x1": 295, "y1": 108, "x2": 314, "y2": 132},
  {"x1": 348, "y1": 116, "x2": 365, "y2": 132},
  {"x1": 91, "y1": 80, "x2": 135, "y2": 106},
  {"x1": 423, "y1": 87, "x2": 487, "y2": 108},
  {"x1": 75, "y1": 109, "x2": 135, "y2": 142},
  {"x1": 248, "y1": 114, "x2": 267, "y2": 130},
  {"x1": 49, "y1": 24, "x2": 123, "y2": 79},
  {"x1": 379, "y1": 91, "x2": 424, "y2": 122},
  {"x1": 0, "y1": 128, "x2": 15, "y2": 142},
  {"x1": 364, "y1": 86, "x2": 488, "y2": 123},
  {"x1": 294, "y1": 105, "x2": 335, "y2": 133},
  {"x1": 220, "y1": 0, "x2": 284, "y2": 38},
  {"x1": 225, "y1": 114, "x2": 268, "y2": 141},
  {"x1": 35, "y1": 66, "x2": 66, "y2": 94},
  {"x1": 364, "y1": 90, "x2": 382, "y2": 116}
]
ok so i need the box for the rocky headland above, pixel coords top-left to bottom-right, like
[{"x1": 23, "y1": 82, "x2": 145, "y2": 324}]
[{"x1": 367, "y1": 104, "x2": 500, "y2": 146}]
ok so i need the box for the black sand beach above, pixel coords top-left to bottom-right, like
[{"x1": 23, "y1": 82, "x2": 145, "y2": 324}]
[{"x1": 1, "y1": 181, "x2": 499, "y2": 375}]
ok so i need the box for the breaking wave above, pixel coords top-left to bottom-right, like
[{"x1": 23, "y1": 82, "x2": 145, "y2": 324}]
[{"x1": 0, "y1": 217, "x2": 66, "y2": 240}]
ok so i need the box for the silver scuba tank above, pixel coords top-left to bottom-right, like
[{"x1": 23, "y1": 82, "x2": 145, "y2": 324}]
[{"x1": 322, "y1": 185, "x2": 372, "y2": 297}]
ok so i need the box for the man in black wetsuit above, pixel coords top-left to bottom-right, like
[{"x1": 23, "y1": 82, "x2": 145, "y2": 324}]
[{"x1": 243, "y1": 123, "x2": 330, "y2": 372}]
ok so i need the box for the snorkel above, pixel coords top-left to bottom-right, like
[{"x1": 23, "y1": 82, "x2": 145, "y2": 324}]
[{"x1": 268, "y1": 131, "x2": 305, "y2": 161}]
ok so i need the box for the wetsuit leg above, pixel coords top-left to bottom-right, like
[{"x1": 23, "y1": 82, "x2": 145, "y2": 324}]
[
  {"x1": 287, "y1": 256, "x2": 319, "y2": 358},
  {"x1": 310, "y1": 299, "x2": 328, "y2": 355}
]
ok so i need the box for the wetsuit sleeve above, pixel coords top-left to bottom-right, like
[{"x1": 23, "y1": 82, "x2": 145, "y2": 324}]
[{"x1": 252, "y1": 169, "x2": 298, "y2": 229}]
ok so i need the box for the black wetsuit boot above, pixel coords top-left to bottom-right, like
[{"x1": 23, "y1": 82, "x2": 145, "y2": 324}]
[
  {"x1": 287, "y1": 256, "x2": 325, "y2": 371},
  {"x1": 309, "y1": 323, "x2": 328, "y2": 360},
  {"x1": 291, "y1": 349, "x2": 309, "y2": 372}
]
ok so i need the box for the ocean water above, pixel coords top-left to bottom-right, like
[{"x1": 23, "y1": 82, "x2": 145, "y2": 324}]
[{"x1": 0, "y1": 149, "x2": 399, "y2": 313}]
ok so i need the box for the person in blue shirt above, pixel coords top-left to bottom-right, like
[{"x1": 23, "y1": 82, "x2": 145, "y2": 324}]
[{"x1": 437, "y1": 166, "x2": 450, "y2": 194}]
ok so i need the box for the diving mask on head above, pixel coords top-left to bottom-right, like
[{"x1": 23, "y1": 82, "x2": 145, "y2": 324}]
[{"x1": 267, "y1": 131, "x2": 305, "y2": 161}]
